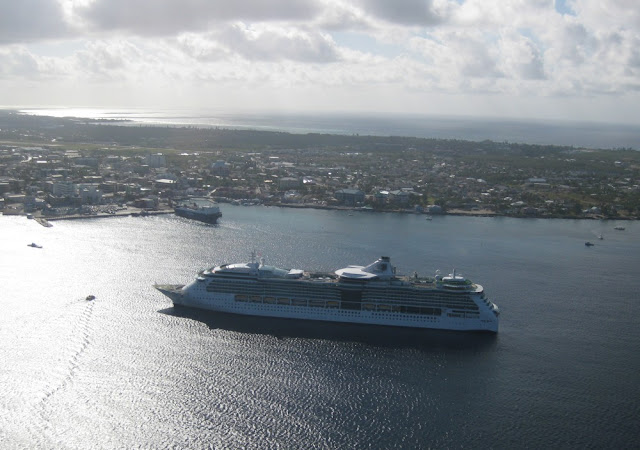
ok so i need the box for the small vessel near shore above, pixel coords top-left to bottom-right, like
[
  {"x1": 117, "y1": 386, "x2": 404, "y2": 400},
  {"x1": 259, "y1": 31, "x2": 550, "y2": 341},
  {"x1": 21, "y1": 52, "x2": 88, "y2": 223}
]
[
  {"x1": 156, "y1": 253, "x2": 500, "y2": 332},
  {"x1": 174, "y1": 198, "x2": 222, "y2": 224}
]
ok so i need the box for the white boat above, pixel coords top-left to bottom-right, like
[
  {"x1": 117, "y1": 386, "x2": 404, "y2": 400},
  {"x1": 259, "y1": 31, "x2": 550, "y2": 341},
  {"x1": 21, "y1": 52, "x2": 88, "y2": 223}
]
[{"x1": 155, "y1": 254, "x2": 500, "y2": 333}]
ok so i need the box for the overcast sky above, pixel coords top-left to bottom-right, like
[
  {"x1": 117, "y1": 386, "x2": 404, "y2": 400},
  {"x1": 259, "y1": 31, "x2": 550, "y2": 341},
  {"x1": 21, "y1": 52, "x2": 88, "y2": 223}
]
[{"x1": 1, "y1": 0, "x2": 639, "y2": 123}]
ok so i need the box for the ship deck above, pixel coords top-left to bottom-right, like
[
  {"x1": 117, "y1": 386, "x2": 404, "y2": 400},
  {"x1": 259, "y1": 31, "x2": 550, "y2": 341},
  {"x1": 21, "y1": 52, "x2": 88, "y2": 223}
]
[{"x1": 288, "y1": 272, "x2": 481, "y2": 292}]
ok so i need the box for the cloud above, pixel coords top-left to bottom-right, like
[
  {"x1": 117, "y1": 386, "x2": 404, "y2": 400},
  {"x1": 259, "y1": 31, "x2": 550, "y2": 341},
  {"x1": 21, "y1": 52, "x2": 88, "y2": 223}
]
[
  {"x1": 499, "y1": 32, "x2": 545, "y2": 80},
  {"x1": 354, "y1": 0, "x2": 449, "y2": 26},
  {"x1": 313, "y1": 1, "x2": 372, "y2": 31},
  {"x1": 410, "y1": 31, "x2": 503, "y2": 84},
  {"x1": 0, "y1": 0, "x2": 72, "y2": 44},
  {"x1": 569, "y1": 0, "x2": 640, "y2": 30},
  {"x1": 1, "y1": 0, "x2": 639, "y2": 122},
  {"x1": 73, "y1": 40, "x2": 144, "y2": 80},
  {"x1": 77, "y1": 0, "x2": 323, "y2": 35},
  {"x1": 0, "y1": 47, "x2": 41, "y2": 77},
  {"x1": 215, "y1": 24, "x2": 340, "y2": 62}
]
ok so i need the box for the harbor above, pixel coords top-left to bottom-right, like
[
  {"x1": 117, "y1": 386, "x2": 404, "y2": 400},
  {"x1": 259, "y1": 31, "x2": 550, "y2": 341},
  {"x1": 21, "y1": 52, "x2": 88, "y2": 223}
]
[{"x1": 1, "y1": 207, "x2": 638, "y2": 449}]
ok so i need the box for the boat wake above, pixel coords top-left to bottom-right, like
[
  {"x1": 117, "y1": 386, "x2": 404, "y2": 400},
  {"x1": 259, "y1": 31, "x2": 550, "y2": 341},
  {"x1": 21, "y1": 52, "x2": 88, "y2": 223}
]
[{"x1": 23, "y1": 299, "x2": 97, "y2": 445}]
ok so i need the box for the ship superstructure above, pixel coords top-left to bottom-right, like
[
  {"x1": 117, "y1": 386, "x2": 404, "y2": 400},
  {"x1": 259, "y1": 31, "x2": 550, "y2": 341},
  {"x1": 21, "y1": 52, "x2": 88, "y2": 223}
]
[{"x1": 156, "y1": 254, "x2": 500, "y2": 332}]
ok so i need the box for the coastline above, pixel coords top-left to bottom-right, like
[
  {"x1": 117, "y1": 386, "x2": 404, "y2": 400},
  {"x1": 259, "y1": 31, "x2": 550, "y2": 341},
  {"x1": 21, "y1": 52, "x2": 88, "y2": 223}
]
[
  {"x1": 266, "y1": 202, "x2": 635, "y2": 220},
  {"x1": 44, "y1": 209, "x2": 174, "y2": 221},
  {"x1": 4, "y1": 203, "x2": 635, "y2": 223},
  {"x1": 2, "y1": 207, "x2": 174, "y2": 225}
]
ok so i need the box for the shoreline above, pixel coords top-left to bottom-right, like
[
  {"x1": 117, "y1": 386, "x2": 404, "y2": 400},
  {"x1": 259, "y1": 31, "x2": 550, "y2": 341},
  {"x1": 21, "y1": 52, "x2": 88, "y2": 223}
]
[
  {"x1": 4, "y1": 203, "x2": 636, "y2": 223},
  {"x1": 43, "y1": 209, "x2": 174, "y2": 221},
  {"x1": 265, "y1": 203, "x2": 636, "y2": 220}
]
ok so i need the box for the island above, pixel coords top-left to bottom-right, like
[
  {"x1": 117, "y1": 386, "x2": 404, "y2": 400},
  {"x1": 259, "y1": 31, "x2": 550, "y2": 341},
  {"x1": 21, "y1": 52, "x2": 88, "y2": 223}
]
[{"x1": 0, "y1": 109, "x2": 638, "y2": 221}]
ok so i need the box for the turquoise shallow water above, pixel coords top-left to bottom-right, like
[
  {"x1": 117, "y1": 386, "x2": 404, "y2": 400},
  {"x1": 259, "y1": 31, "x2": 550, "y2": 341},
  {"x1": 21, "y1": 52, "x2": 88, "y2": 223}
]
[{"x1": 1, "y1": 208, "x2": 639, "y2": 448}]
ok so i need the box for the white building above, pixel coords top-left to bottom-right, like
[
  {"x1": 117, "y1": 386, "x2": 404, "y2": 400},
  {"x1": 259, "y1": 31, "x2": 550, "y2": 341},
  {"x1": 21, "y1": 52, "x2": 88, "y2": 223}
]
[
  {"x1": 146, "y1": 153, "x2": 166, "y2": 168},
  {"x1": 77, "y1": 184, "x2": 102, "y2": 204},
  {"x1": 53, "y1": 181, "x2": 75, "y2": 197}
]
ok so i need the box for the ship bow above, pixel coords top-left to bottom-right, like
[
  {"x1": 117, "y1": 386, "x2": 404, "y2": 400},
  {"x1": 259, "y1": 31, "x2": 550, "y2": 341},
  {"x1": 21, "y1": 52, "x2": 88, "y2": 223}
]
[{"x1": 154, "y1": 284, "x2": 185, "y2": 303}]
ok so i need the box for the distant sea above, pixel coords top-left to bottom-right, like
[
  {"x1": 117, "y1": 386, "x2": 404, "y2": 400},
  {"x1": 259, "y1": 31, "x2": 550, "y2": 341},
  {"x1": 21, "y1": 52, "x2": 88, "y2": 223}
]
[
  {"x1": 17, "y1": 107, "x2": 640, "y2": 149},
  {"x1": 1, "y1": 207, "x2": 639, "y2": 448}
]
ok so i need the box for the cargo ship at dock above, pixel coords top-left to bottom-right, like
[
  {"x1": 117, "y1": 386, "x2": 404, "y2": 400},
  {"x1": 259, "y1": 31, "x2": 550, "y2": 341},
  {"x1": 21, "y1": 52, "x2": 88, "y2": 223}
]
[
  {"x1": 173, "y1": 198, "x2": 222, "y2": 224},
  {"x1": 155, "y1": 254, "x2": 500, "y2": 332}
]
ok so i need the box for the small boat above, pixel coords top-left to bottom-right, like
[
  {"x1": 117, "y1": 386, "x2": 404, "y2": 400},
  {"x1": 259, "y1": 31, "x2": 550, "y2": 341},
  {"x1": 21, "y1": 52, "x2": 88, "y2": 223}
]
[
  {"x1": 86, "y1": 295, "x2": 96, "y2": 301},
  {"x1": 614, "y1": 226, "x2": 625, "y2": 231},
  {"x1": 598, "y1": 234, "x2": 603, "y2": 240},
  {"x1": 27, "y1": 243, "x2": 42, "y2": 248},
  {"x1": 585, "y1": 242, "x2": 595, "y2": 247}
]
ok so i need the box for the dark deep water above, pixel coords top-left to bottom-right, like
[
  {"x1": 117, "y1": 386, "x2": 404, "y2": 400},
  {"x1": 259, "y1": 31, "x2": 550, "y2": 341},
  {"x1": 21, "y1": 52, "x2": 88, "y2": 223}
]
[{"x1": 1, "y1": 208, "x2": 639, "y2": 448}]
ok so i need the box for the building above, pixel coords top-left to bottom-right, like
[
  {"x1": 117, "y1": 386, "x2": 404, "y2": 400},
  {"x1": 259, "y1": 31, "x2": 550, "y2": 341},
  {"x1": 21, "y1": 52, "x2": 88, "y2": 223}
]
[
  {"x1": 211, "y1": 160, "x2": 230, "y2": 176},
  {"x1": 145, "y1": 153, "x2": 166, "y2": 168},
  {"x1": 335, "y1": 188, "x2": 365, "y2": 206},
  {"x1": 53, "y1": 181, "x2": 75, "y2": 197},
  {"x1": 278, "y1": 177, "x2": 300, "y2": 190},
  {"x1": 389, "y1": 190, "x2": 410, "y2": 204},
  {"x1": 77, "y1": 184, "x2": 102, "y2": 204}
]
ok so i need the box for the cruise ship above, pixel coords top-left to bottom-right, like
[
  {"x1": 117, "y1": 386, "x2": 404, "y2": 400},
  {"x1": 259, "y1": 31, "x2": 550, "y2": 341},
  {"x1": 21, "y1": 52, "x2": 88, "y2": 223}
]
[{"x1": 155, "y1": 254, "x2": 500, "y2": 332}]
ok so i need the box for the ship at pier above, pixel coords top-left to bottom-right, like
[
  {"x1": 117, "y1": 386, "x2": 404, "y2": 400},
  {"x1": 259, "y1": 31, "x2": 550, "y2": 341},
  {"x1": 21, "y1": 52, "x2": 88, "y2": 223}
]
[
  {"x1": 173, "y1": 198, "x2": 222, "y2": 224},
  {"x1": 155, "y1": 254, "x2": 500, "y2": 332}
]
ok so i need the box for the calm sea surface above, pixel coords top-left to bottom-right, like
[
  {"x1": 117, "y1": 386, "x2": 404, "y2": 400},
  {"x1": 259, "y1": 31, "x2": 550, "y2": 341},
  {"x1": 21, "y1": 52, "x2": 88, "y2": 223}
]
[{"x1": 1, "y1": 207, "x2": 639, "y2": 449}]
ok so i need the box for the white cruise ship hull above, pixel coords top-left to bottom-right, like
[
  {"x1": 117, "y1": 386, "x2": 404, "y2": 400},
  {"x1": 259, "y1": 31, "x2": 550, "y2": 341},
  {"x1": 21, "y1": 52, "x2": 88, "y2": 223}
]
[{"x1": 156, "y1": 283, "x2": 499, "y2": 333}]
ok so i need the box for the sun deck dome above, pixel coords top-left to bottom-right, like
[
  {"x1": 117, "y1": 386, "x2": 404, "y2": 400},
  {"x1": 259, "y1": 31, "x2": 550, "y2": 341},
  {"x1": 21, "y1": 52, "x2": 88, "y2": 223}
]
[{"x1": 335, "y1": 256, "x2": 395, "y2": 280}]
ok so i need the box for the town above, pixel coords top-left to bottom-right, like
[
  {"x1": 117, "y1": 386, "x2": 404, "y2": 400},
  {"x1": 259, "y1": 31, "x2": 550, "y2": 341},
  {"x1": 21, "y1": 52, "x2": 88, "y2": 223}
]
[{"x1": 1, "y1": 110, "x2": 639, "y2": 221}]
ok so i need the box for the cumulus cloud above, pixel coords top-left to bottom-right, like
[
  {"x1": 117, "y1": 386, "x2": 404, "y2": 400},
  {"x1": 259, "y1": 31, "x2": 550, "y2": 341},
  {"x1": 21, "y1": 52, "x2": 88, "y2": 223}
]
[
  {"x1": 0, "y1": 0, "x2": 73, "y2": 44},
  {"x1": 410, "y1": 31, "x2": 503, "y2": 84},
  {"x1": 354, "y1": 0, "x2": 449, "y2": 26},
  {"x1": 73, "y1": 40, "x2": 145, "y2": 80},
  {"x1": 76, "y1": 0, "x2": 322, "y2": 35},
  {"x1": 176, "y1": 25, "x2": 341, "y2": 63},
  {"x1": 0, "y1": 45, "x2": 72, "y2": 81},
  {"x1": 569, "y1": 0, "x2": 640, "y2": 30},
  {"x1": 313, "y1": 1, "x2": 372, "y2": 31},
  {"x1": 1, "y1": 0, "x2": 639, "y2": 120},
  {"x1": 0, "y1": 47, "x2": 41, "y2": 77},
  {"x1": 215, "y1": 24, "x2": 340, "y2": 62},
  {"x1": 498, "y1": 32, "x2": 545, "y2": 80}
]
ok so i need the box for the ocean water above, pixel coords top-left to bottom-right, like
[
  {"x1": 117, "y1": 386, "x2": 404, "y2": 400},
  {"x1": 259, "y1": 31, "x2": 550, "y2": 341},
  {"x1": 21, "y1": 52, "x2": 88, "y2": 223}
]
[
  {"x1": 1, "y1": 207, "x2": 639, "y2": 448},
  {"x1": 18, "y1": 107, "x2": 640, "y2": 149}
]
